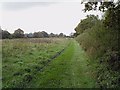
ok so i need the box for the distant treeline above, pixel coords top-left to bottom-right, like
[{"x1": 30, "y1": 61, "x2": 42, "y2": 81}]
[{"x1": 0, "y1": 28, "x2": 68, "y2": 39}]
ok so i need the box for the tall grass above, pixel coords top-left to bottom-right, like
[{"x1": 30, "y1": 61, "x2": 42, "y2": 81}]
[{"x1": 2, "y1": 38, "x2": 70, "y2": 88}]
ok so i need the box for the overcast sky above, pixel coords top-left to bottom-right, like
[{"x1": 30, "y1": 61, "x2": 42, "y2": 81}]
[{"x1": 0, "y1": 2, "x2": 103, "y2": 35}]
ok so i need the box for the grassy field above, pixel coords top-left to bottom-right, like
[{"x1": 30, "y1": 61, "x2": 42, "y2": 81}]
[
  {"x1": 2, "y1": 38, "x2": 70, "y2": 88},
  {"x1": 2, "y1": 38, "x2": 96, "y2": 88},
  {"x1": 29, "y1": 40, "x2": 95, "y2": 88}
]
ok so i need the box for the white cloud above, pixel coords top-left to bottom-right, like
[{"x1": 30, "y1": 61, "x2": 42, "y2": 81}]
[{"x1": 0, "y1": 2, "x2": 102, "y2": 35}]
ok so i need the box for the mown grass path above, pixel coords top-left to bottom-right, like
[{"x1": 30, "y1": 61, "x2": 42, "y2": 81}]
[{"x1": 29, "y1": 39, "x2": 95, "y2": 88}]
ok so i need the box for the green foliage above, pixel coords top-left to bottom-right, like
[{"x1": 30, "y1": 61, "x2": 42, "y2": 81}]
[
  {"x1": 33, "y1": 31, "x2": 49, "y2": 38},
  {"x1": 13, "y1": 28, "x2": 24, "y2": 38},
  {"x1": 59, "y1": 33, "x2": 64, "y2": 37},
  {"x1": 0, "y1": 27, "x2": 66, "y2": 39},
  {"x1": 75, "y1": 14, "x2": 120, "y2": 88},
  {"x1": 74, "y1": 15, "x2": 99, "y2": 35},
  {"x1": 83, "y1": 1, "x2": 116, "y2": 12},
  {"x1": 0, "y1": 30, "x2": 11, "y2": 39},
  {"x1": 103, "y1": 2, "x2": 120, "y2": 32}
]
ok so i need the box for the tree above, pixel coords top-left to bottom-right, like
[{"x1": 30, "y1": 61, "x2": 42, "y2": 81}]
[
  {"x1": 2, "y1": 30, "x2": 11, "y2": 39},
  {"x1": 33, "y1": 31, "x2": 49, "y2": 38},
  {"x1": 82, "y1": 1, "x2": 115, "y2": 12},
  {"x1": 33, "y1": 32, "x2": 39, "y2": 38},
  {"x1": 74, "y1": 15, "x2": 99, "y2": 35},
  {"x1": 82, "y1": 0, "x2": 120, "y2": 50},
  {"x1": 81, "y1": 1, "x2": 120, "y2": 88},
  {"x1": 41, "y1": 31, "x2": 49, "y2": 38},
  {"x1": 82, "y1": 1, "x2": 120, "y2": 31},
  {"x1": 49, "y1": 33, "x2": 55, "y2": 37},
  {"x1": 0, "y1": 27, "x2": 11, "y2": 39},
  {"x1": 27, "y1": 33, "x2": 33, "y2": 38},
  {"x1": 59, "y1": 33, "x2": 64, "y2": 37},
  {"x1": 13, "y1": 28, "x2": 24, "y2": 38}
]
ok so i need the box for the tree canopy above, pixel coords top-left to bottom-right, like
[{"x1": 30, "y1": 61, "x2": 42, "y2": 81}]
[
  {"x1": 13, "y1": 28, "x2": 24, "y2": 38},
  {"x1": 74, "y1": 15, "x2": 99, "y2": 35},
  {"x1": 82, "y1": 0, "x2": 120, "y2": 31}
]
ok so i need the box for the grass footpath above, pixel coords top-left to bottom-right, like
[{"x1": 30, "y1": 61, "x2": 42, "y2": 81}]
[{"x1": 29, "y1": 39, "x2": 96, "y2": 88}]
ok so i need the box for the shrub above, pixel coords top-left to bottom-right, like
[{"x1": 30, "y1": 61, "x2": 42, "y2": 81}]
[{"x1": 75, "y1": 15, "x2": 120, "y2": 88}]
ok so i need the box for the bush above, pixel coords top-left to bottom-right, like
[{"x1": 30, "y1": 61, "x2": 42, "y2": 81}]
[{"x1": 75, "y1": 15, "x2": 120, "y2": 88}]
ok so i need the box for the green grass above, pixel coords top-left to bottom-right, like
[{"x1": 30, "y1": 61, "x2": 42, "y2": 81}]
[
  {"x1": 2, "y1": 38, "x2": 96, "y2": 88},
  {"x1": 2, "y1": 38, "x2": 70, "y2": 88},
  {"x1": 27, "y1": 39, "x2": 96, "y2": 88}
]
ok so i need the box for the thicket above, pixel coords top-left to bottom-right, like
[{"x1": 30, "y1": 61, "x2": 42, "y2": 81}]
[{"x1": 75, "y1": 1, "x2": 120, "y2": 88}]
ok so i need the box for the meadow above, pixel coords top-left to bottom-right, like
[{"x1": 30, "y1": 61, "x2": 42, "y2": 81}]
[
  {"x1": 2, "y1": 38, "x2": 70, "y2": 88},
  {"x1": 1, "y1": 1, "x2": 120, "y2": 88},
  {"x1": 2, "y1": 38, "x2": 95, "y2": 88}
]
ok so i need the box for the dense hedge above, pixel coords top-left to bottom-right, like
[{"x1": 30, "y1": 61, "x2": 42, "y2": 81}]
[{"x1": 75, "y1": 15, "x2": 120, "y2": 88}]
